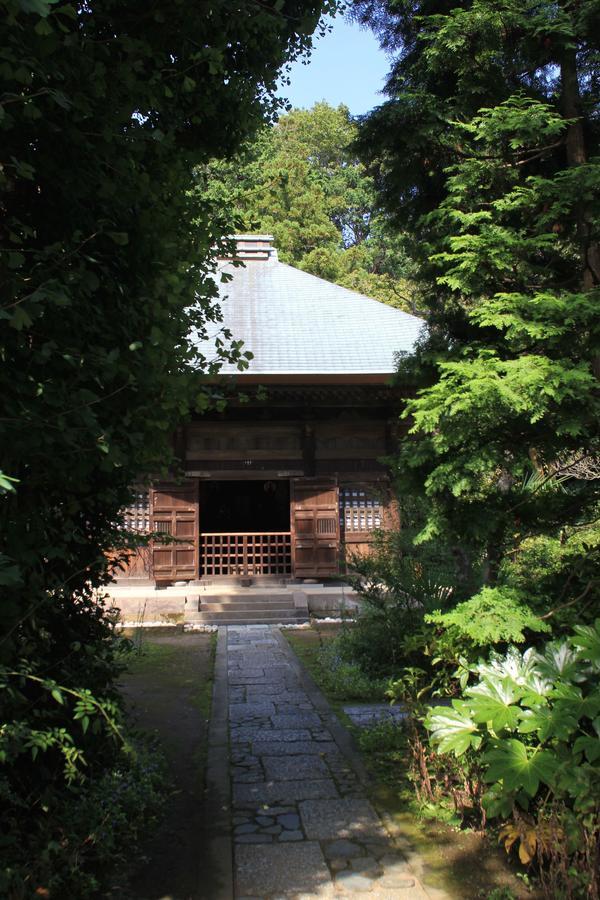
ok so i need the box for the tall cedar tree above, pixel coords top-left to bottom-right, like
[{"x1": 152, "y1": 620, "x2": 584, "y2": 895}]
[
  {"x1": 352, "y1": 0, "x2": 600, "y2": 584},
  {"x1": 201, "y1": 102, "x2": 417, "y2": 309}
]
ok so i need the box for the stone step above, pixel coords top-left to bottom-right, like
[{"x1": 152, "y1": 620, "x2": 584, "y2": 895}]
[
  {"x1": 195, "y1": 608, "x2": 302, "y2": 622},
  {"x1": 196, "y1": 593, "x2": 297, "y2": 602},
  {"x1": 195, "y1": 616, "x2": 306, "y2": 626},
  {"x1": 198, "y1": 599, "x2": 296, "y2": 612},
  {"x1": 198, "y1": 576, "x2": 302, "y2": 587}
]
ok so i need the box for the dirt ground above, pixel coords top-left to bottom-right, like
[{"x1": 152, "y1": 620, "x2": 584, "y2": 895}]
[{"x1": 117, "y1": 631, "x2": 216, "y2": 900}]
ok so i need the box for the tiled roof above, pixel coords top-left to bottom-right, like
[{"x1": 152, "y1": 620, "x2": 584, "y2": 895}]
[{"x1": 197, "y1": 241, "x2": 424, "y2": 377}]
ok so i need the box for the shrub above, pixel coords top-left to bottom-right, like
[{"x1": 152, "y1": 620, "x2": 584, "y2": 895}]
[
  {"x1": 425, "y1": 620, "x2": 600, "y2": 897},
  {"x1": 499, "y1": 524, "x2": 600, "y2": 632},
  {"x1": 356, "y1": 718, "x2": 406, "y2": 753},
  {"x1": 315, "y1": 639, "x2": 388, "y2": 701},
  {"x1": 1, "y1": 734, "x2": 168, "y2": 898},
  {"x1": 344, "y1": 497, "x2": 483, "y2": 677},
  {"x1": 426, "y1": 587, "x2": 550, "y2": 647}
]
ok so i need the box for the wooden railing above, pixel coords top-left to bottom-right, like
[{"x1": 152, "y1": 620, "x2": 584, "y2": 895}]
[{"x1": 201, "y1": 532, "x2": 292, "y2": 577}]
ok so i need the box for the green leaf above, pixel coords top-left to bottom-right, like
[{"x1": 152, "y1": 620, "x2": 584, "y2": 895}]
[
  {"x1": 573, "y1": 735, "x2": 600, "y2": 763},
  {"x1": 34, "y1": 16, "x2": 53, "y2": 34},
  {"x1": 51, "y1": 688, "x2": 64, "y2": 705},
  {"x1": 572, "y1": 620, "x2": 600, "y2": 665},
  {"x1": 518, "y1": 704, "x2": 578, "y2": 742},
  {"x1": 483, "y1": 740, "x2": 557, "y2": 796},
  {"x1": 468, "y1": 677, "x2": 523, "y2": 732},
  {"x1": 425, "y1": 700, "x2": 481, "y2": 756},
  {"x1": 9, "y1": 306, "x2": 33, "y2": 330},
  {"x1": 107, "y1": 231, "x2": 129, "y2": 245},
  {"x1": 8, "y1": 251, "x2": 25, "y2": 269},
  {"x1": 18, "y1": 0, "x2": 58, "y2": 16},
  {"x1": 535, "y1": 641, "x2": 583, "y2": 683},
  {"x1": 0, "y1": 473, "x2": 19, "y2": 494}
]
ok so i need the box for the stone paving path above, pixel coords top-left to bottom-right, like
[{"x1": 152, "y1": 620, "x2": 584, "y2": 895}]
[{"x1": 224, "y1": 625, "x2": 433, "y2": 899}]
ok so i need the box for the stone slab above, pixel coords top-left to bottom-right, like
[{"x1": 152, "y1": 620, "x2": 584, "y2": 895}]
[
  {"x1": 271, "y1": 712, "x2": 322, "y2": 729},
  {"x1": 252, "y1": 740, "x2": 336, "y2": 756},
  {"x1": 248, "y1": 690, "x2": 310, "y2": 704},
  {"x1": 228, "y1": 668, "x2": 265, "y2": 677},
  {"x1": 342, "y1": 704, "x2": 408, "y2": 728},
  {"x1": 263, "y1": 754, "x2": 330, "y2": 781},
  {"x1": 335, "y1": 870, "x2": 375, "y2": 892},
  {"x1": 232, "y1": 728, "x2": 312, "y2": 744},
  {"x1": 299, "y1": 799, "x2": 388, "y2": 842},
  {"x1": 323, "y1": 839, "x2": 363, "y2": 860},
  {"x1": 235, "y1": 842, "x2": 334, "y2": 898},
  {"x1": 244, "y1": 684, "x2": 287, "y2": 696},
  {"x1": 279, "y1": 829, "x2": 304, "y2": 842},
  {"x1": 229, "y1": 701, "x2": 276, "y2": 720},
  {"x1": 233, "y1": 779, "x2": 339, "y2": 806}
]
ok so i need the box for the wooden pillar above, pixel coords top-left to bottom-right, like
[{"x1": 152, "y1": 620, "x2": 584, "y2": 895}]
[{"x1": 301, "y1": 423, "x2": 316, "y2": 476}]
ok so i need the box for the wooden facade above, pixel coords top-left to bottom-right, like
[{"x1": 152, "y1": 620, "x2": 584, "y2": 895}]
[{"x1": 119, "y1": 384, "x2": 402, "y2": 584}]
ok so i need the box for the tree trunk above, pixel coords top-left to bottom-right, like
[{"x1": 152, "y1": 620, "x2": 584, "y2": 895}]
[{"x1": 560, "y1": 46, "x2": 600, "y2": 291}]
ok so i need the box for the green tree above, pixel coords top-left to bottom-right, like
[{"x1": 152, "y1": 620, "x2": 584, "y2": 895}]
[
  {"x1": 202, "y1": 101, "x2": 418, "y2": 309},
  {"x1": 352, "y1": 0, "x2": 600, "y2": 605},
  {"x1": 0, "y1": 0, "x2": 331, "y2": 890}
]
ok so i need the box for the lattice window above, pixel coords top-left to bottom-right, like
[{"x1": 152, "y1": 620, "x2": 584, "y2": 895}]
[
  {"x1": 339, "y1": 488, "x2": 382, "y2": 533},
  {"x1": 317, "y1": 517, "x2": 337, "y2": 535},
  {"x1": 122, "y1": 490, "x2": 150, "y2": 533}
]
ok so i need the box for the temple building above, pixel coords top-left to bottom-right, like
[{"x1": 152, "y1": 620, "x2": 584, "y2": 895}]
[{"x1": 121, "y1": 235, "x2": 423, "y2": 585}]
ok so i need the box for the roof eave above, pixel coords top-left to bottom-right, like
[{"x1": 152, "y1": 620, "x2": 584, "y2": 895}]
[{"x1": 206, "y1": 372, "x2": 396, "y2": 385}]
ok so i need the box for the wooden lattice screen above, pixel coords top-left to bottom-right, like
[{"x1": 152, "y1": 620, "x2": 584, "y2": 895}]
[
  {"x1": 339, "y1": 488, "x2": 382, "y2": 534},
  {"x1": 201, "y1": 532, "x2": 291, "y2": 577},
  {"x1": 122, "y1": 489, "x2": 150, "y2": 533}
]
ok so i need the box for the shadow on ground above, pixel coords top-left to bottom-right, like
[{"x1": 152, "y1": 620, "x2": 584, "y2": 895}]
[{"x1": 116, "y1": 633, "x2": 217, "y2": 900}]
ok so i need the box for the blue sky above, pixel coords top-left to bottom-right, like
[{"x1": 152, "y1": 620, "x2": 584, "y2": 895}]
[{"x1": 277, "y1": 15, "x2": 391, "y2": 116}]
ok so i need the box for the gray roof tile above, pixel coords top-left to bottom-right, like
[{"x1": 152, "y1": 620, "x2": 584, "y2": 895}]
[{"x1": 197, "y1": 258, "x2": 424, "y2": 375}]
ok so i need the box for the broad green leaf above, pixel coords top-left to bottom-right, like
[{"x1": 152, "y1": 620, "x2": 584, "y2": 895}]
[
  {"x1": 484, "y1": 740, "x2": 557, "y2": 796},
  {"x1": 18, "y1": 0, "x2": 58, "y2": 15},
  {"x1": 425, "y1": 701, "x2": 481, "y2": 756},
  {"x1": 573, "y1": 735, "x2": 600, "y2": 763},
  {"x1": 9, "y1": 306, "x2": 33, "y2": 331},
  {"x1": 572, "y1": 620, "x2": 600, "y2": 665},
  {"x1": 467, "y1": 677, "x2": 522, "y2": 731},
  {"x1": 518, "y1": 704, "x2": 578, "y2": 742},
  {"x1": 535, "y1": 641, "x2": 584, "y2": 683}
]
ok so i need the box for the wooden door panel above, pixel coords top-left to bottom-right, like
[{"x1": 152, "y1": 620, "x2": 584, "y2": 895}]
[
  {"x1": 150, "y1": 480, "x2": 198, "y2": 581},
  {"x1": 291, "y1": 477, "x2": 339, "y2": 578}
]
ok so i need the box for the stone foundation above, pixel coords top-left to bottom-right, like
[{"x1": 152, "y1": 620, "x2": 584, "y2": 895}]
[{"x1": 102, "y1": 584, "x2": 361, "y2": 626}]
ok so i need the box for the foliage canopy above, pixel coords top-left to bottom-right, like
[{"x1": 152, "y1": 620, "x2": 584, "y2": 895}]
[
  {"x1": 352, "y1": 0, "x2": 600, "y2": 583},
  {"x1": 202, "y1": 101, "x2": 418, "y2": 309},
  {"x1": 0, "y1": 0, "x2": 332, "y2": 891}
]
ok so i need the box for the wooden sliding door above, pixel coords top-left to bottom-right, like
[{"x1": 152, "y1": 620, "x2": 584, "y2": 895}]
[
  {"x1": 291, "y1": 477, "x2": 339, "y2": 578},
  {"x1": 150, "y1": 480, "x2": 199, "y2": 581}
]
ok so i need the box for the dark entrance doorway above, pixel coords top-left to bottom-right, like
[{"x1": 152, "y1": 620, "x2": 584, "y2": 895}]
[
  {"x1": 199, "y1": 479, "x2": 290, "y2": 532},
  {"x1": 199, "y1": 480, "x2": 291, "y2": 577}
]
